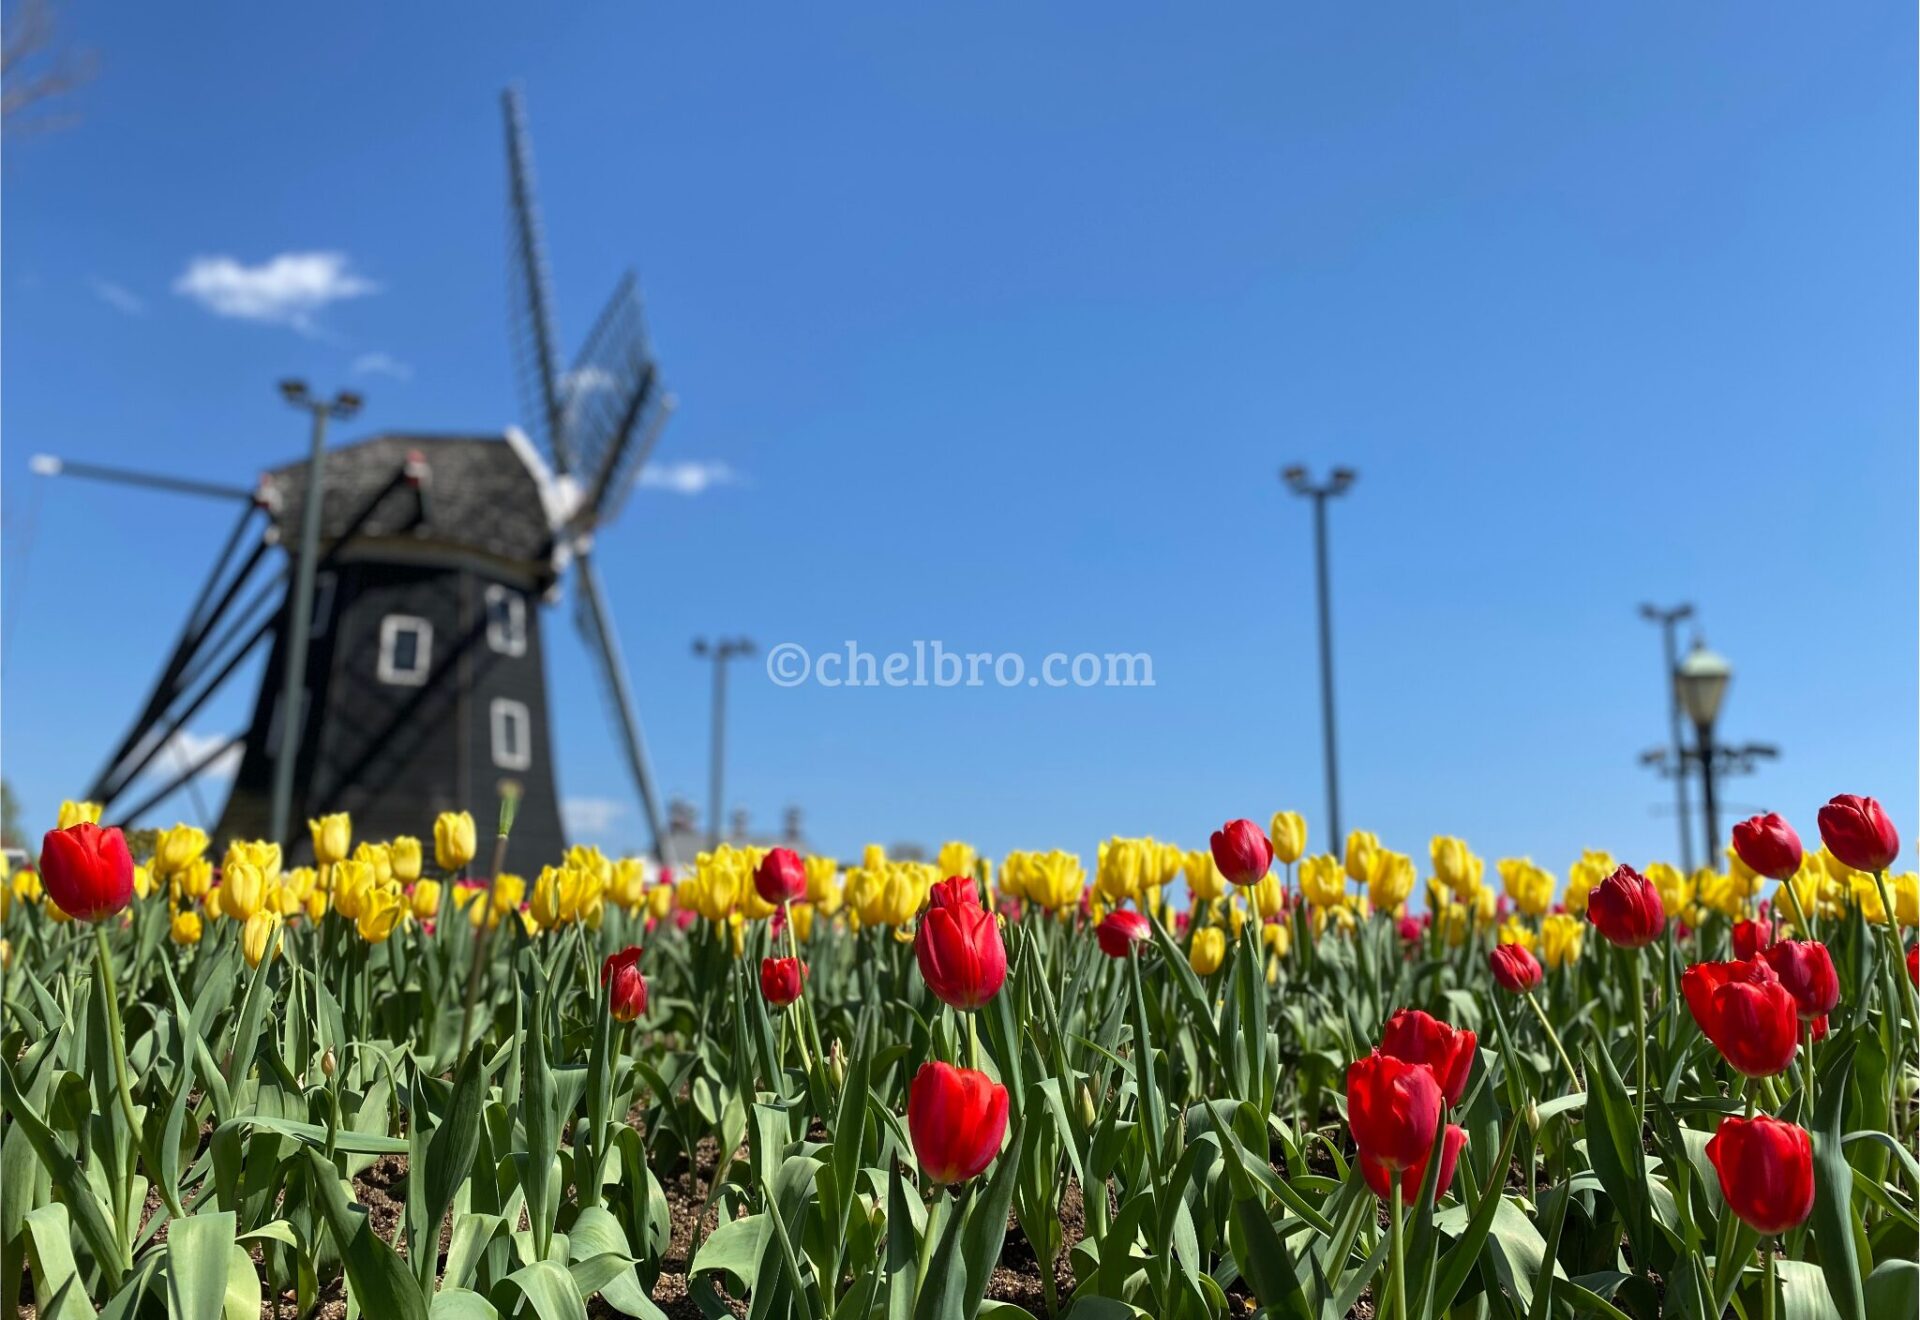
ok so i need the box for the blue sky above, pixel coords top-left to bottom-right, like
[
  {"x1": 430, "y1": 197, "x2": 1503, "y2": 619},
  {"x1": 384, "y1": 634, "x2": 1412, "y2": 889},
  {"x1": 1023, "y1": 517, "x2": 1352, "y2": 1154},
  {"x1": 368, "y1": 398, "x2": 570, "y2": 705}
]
[{"x1": 5, "y1": 4, "x2": 1913, "y2": 883}]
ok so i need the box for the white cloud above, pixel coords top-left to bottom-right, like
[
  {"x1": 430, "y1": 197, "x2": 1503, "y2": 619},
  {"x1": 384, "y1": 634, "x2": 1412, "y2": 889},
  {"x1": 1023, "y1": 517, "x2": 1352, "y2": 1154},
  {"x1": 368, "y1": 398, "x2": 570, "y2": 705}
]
[
  {"x1": 638, "y1": 460, "x2": 737, "y2": 496},
  {"x1": 352, "y1": 351, "x2": 413, "y2": 381},
  {"x1": 158, "y1": 729, "x2": 243, "y2": 781},
  {"x1": 172, "y1": 251, "x2": 379, "y2": 332},
  {"x1": 89, "y1": 277, "x2": 146, "y2": 316},
  {"x1": 563, "y1": 796, "x2": 628, "y2": 837}
]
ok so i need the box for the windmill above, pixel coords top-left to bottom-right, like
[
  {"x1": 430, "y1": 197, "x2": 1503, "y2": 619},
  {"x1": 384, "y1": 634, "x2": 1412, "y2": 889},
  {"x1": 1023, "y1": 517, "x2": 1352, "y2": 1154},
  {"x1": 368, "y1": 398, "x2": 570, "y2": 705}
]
[{"x1": 32, "y1": 87, "x2": 678, "y2": 868}]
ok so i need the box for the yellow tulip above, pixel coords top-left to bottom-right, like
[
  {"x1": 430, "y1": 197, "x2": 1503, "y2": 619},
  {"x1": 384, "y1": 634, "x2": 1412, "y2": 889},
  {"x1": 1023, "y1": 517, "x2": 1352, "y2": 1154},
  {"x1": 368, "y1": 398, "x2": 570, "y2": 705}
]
[
  {"x1": 1430, "y1": 837, "x2": 1478, "y2": 899},
  {"x1": 1891, "y1": 872, "x2": 1919, "y2": 928},
  {"x1": 57, "y1": 800, "x2": 102, "y2": 830},
  {"x1": 388, "y1": 837, "x2": 423, "y2": 885},
  {"x1": 352, "y1": 842, "x2": 394, "y2": 888},
  {"x1": 170, "y1": 909, "x2": 204, "y2": 945},
  {"x1": 434, "y1": 811, "x2": 478, "y2": 871},
  {"x1": 1343, "y1": 830, "x2": 1380, "y2": 885},
  {"x1": 790, "y1": 901, "x2": 816, "y2": 943},
  {"x1": 1300, "y1": 854, "x2": 1346, "y2": 909},
  {"x1": 222, "y1": 863, "x2": 267, "y2": 920},
  {"x1": 409, "y1": 879, "x2": 442, "y2": 921},
  {"x1": 45, "y1": 897, "x2": 74, "y2": 924},
  {"x1": 1696, "y1": 869, "x2": 1746, "y2": 920},
  {"x1": 154, "y1": 824, "x2": 210, "y2": 876},
  {"x1": 1269, "y1": 812, "x2": 1307, "y2": 866},
  {"x1": 310, "y1": 814, "x2": 352, "y2": 866},
  {"x1": 357, "y1": 889, "x2": 404, "y2": 943},
  {"x1": 609, "y1": 858, "x2": 647, "y2": 910},
  {"x1": 1263, "y1": 919, "x2": 1291, "y2": 959},
  {"x1": 1565, "y1": 851, "x2": 1615, "y2": 917},
  {"x1": 805, "y1": 855, "x2": 841, "y2": 906},
  {"x1": 1497, "y1": 915, "x2": 1537, "y2": 952},
  {"x1": 938, "y1": 841, "x2": 977, "y2": 880},
  {"x1": 303, "y1": 885, "x2": 327, "y2": 923},
  {"x1": 1541, "y1": 912, "x2": 1584, "y2": 969},
  {"x1": 1249, "y1": 871, "x2": 1286, "y2": 920},
  {"x1": 1189, "y1": 926, "x2": 1227, "y2": 975},
  {"x1": 331, "y1": 859, "x2": 376, "y2": 919},
  {"x1": 1367, "y1": 850, "x2": 1416, "y2": 912},
  {"x1": 1643, "y1": 862, "x2": 1693, "y2": 920},
  {"x1": 878, "y1": 866, "x2": 926, "y2": 926},
  {"x1": 242, "y1": 911, "x2": 282, "y2": 968},
  {"x1": 862, "y1": 844, "x2": 887, "y2": 870},
  {"x1": 491, "y1": 872, "x2": 526, "y2": 912},
  {"x1": 133, "y1": 864, "x2": 156, "y2": 900},
  {"x1": 11, "y1": 870, "x2": 42, "y2": 904},
  {"x1": 1497, "y1": 858, "x2": 1555, "y2": 918},
  {"x1": 646, "y1": 883, "x2": 675, "y2": 921},
  {"x1": 173, "y1": 857, "x2": 214, "y2": 902},
  {"x1": 223, "y1": 840, "x2": 282, "y2": 889},
  {"x1": 530, "y1": 866, "x2": 570, "y2": 929},
  {"x1": 1096, "y1": 838, "x2": 1153, "y2": 904},
  {"x1": 1184, "y1": 849, "x2": 1227, "y2": 902}
]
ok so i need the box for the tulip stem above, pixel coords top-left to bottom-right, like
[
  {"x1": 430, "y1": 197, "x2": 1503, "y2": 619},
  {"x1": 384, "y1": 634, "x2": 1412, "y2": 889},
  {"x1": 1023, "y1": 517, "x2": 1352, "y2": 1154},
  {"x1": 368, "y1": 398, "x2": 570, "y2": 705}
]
[
  {"x1": 1523, "y1": 990, "x2": 1580, "y2": 1090},
  {"x1": 1870, "y1": 869, "x2": 1920, "y2": 1040},
  {"x1": 1761, "y1": 1243, "x2": 1776, "y2": 1320},
  {"x1": 1388, "y1": 1182, "x2": 1407, "y2": 1320},
  {"x1": 94, "y1": 924, "x2": 163, "y2": 1264},
  {"x1": 1629, "y1": 950, "x2": 1649, "y2": 1132}
]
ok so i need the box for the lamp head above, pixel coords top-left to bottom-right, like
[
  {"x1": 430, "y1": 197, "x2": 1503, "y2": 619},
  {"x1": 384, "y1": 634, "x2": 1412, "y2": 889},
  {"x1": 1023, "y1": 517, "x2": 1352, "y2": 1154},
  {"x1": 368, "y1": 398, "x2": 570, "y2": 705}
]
[
  {"x1": 1675, "y1": 637, "x2": 1732, "y2": 730},
  {"x1": 279, "y1": 379, "x2": 311, "y2": 406}
]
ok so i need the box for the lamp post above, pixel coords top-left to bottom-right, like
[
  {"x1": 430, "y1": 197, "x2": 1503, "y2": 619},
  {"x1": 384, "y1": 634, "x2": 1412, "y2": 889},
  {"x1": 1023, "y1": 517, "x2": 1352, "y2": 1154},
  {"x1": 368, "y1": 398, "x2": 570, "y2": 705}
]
[
  {"x1": 1639, "y1": 602, "x2": 1697, "y2": 872},
  {"x1": 1675, "y1": 639, "x2": 1732, "y2": 865},
  {"x1": 269, "y1": 380, "x2": 364, "y2": 848},
  {"x1": 693, "y1": 637, "x2": 754, "y2": 849},
  {"x1": 1281, "y1": 465, "x2": 1356, "y2": 848}
]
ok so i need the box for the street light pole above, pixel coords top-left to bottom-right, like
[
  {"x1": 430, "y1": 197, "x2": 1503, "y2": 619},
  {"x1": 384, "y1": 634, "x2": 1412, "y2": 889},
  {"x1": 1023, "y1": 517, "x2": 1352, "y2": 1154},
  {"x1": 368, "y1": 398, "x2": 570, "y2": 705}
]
[
  {"x1": 693, "y1": 637, "x2": 754, "y2": 849},
  {"x1": 268, "y1": 380, "x2": 363, "y2": 848},
  {"x1": 1675, "y1": 639, "x2": 1733, "y2": 867},
  {"x1": 1639, "y1": 602, "x2": 1696, "y2": 873},
  {"x1": 1281, "y1": 465, "x2": 1356, "y2": 848}
]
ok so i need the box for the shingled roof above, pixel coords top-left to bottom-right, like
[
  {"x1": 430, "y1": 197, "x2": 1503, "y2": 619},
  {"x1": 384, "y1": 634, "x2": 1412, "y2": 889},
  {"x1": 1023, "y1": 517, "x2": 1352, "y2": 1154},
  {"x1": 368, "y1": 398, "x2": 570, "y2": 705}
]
[{"x1": 261, "y1": 432, "x2": 567, "y2": 570}]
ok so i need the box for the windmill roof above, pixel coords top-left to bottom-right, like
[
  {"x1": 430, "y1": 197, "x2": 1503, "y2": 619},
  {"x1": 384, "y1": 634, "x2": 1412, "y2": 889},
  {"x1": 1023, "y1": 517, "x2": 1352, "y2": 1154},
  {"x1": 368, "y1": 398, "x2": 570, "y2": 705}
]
[{"x1": 262, "y1": 432, "x2": 567, "y2": 571}]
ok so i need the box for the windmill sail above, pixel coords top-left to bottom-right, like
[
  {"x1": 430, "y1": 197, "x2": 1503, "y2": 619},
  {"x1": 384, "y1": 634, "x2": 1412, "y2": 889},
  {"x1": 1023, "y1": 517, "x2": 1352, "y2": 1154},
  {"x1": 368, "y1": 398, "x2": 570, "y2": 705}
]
[
  {"x1": 503, "y1": 85, "x2": 572, "y2": 475},
  {"x1": 562, "y1": 272, "x2": 673, "y2": 527}
]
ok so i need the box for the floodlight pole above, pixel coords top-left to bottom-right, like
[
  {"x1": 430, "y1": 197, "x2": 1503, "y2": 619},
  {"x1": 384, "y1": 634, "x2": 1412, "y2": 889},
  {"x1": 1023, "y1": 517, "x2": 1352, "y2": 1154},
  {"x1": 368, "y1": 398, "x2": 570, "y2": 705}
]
[
  {"x1": 1639, "y1": 602, "x2": 1696, "y2": 873},
  {"x1": 268, "y1": 380, "x2": 363, "y2": 847},
  {"x1": 1282, "y1": 465, "x2": 1356, "y2": 849},
  {"x1": 693, "y1": 637, "x2": 754, "y2": 849}
]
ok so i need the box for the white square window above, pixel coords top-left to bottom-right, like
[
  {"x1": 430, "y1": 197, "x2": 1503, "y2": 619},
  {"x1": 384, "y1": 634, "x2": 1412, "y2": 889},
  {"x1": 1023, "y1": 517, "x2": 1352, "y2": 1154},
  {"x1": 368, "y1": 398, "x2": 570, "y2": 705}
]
[
  {"x1": 484, "y1": 584, "x2": 527, "y2": 657},
  {"x1": 377, "y1": 615, "x2": 433, "y2": 686},
  {"x1": 490, "y1": 697, "x2": 532, "y2": 770}
]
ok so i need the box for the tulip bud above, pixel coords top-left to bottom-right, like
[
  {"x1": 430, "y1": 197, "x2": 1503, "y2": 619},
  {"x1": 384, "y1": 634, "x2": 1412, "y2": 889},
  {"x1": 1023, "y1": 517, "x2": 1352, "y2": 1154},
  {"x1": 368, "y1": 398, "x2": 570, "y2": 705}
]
[
  {"x1": 390, "y1": 836, "x2": 424, "y2": 884},
  {"x1": 1817, "y1": 795, "x2": 1899, "y2": 874},
  {"x1": 1731, "y1": 813, "x2": 1803, "y2": 882},
  {"x1": 828, "y1": 1039, "x2": 848, "y2": 1090},
  {"x1": 754, "y1": 847, "x2": 809, "y2": 907},
  {"x1": 915, "y1": 875, "x2": 1007, "y2": 1009},
  {"x1": 1586, "y1": 865, "x2": 1665, "y2": 948},
  {"x1": 1489, "y1": 942, "x2": 1543, "y2": 995},
  {"x1": 1095, "y1": 909, "x2": 1151, "y2": 958},
  {"x1": 310, "y1": 813, "x2": 352, "y2": 866},
  {"x1": 1209, "y1": 819, "x2": 1274, "y2": 888},
  {"x1": 601, "y1": 946, "x2": 647, "y2": 1022},
  {"x1": 760, "y1": 955, "x2": 806, "y2": 1008},
  {"x1": 321, "y1": 1047, "x2": 338, "y2": 1078},
  {"x1": 435, "y1": 811, "x2": 478, "y2": 871},
  {"x1": 1706, "y1": 1115, "x2": 1814, "y2": 1234},
  {"x1": 1268, "y1": 811, "x2": 1307, "y2": 866},
  {"x1": 907, "y1": 1061, "x2": 1009, "y2": 1184},
  {"x1": 40, "y1": 822, "x2": 135, "y2": 922}
]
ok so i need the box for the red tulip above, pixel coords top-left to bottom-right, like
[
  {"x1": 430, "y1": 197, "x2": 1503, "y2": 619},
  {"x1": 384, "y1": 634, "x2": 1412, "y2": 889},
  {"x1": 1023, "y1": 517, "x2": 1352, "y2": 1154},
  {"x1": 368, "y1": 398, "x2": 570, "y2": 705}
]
[
  {"x1": 1816, "y1": 794, "x2": 1899, "y2": 873},
  {"x1": 1761, "y1": 940, "x2": 1839, "y2": 1021},
  {"x1": 1909, "y1": 943, "x2": 1918, "y2": 987},
  {"x1": 1096, "y1": 909, "x2": 1151, "y2": 958},
  {"x1": 1731, "y1": 917, "x2": 1772, "y2": 961},
  {"x1": 1705, "y1": 1114, "x2": 1814, "y2": 1234},
  {"x1": 1586, "y1": 865, "x2": 1665, "y2": 948},
  {"x1": 915, "y1": 875, "x2": 1008, "y2": 1009},
  {"x1": 760, "y1": 956, "x2": 806, "y2": 1008},
  {"x1": 1397, "y1": 912, "x2": 1429, "y2": 944},
  {"x1": 1489, "y1": 943, "x2": 1543, "y2": 995},
  {"x1": 1681, "y1": 958, "x2": 1799, "y2": 1077},
  {"x1": 1345, "y1": 1051, "x2": 1443, "y2": 1172},
  {"x1": 1360, "y1": 1124, "x2": 1467, "y2": 1204},
  {"x1": 907, "y1": 1061, "x2": 1009, "y2": 1183},
  {"x1": 1731, "y1": 813, "x2": 1803, "y2": 881},
  {"x1": 40, "y1": 823, "x2": 135, "y2": 922},
  {"x1": 1209, "y1": 819, "x2": 1274, "y2": 887},
  {"x1": 753, "y1": 847, "x2": 808, "y2": 906},
  {"x1": 600, "y1": 946, "x2": 647, "y2": 1023},
  {"x1": 1379, "y1": 1008, "x2": 1476, "y2": 1107}
]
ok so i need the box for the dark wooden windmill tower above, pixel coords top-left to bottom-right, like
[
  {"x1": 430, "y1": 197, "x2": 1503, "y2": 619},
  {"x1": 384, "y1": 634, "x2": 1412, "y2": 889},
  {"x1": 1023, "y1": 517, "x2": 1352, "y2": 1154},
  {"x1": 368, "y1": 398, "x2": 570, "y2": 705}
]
[{"x1": 40, "y1": 88, "x2": 677, "y2": 868}]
